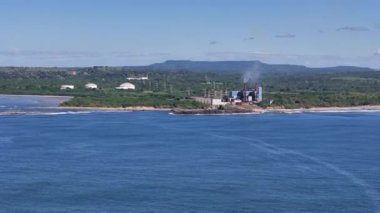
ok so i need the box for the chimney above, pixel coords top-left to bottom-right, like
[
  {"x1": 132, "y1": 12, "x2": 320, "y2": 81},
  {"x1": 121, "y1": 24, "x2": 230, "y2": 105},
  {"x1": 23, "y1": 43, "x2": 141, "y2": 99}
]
[{"x1": 242, "y1": 83, "x2": 247, "y2": 102}]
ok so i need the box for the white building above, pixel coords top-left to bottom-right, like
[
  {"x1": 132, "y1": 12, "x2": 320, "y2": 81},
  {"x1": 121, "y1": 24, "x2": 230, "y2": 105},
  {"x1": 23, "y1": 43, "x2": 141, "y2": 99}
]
[
  {"x1": 212, "y1": 99, "x2": 227, "y2": 106},
  {"x1": 127, "y1": 76, "x2": 148, "y2": 80},
  {"x1": 85, "y1": 83, "x2": 98, "y2": 89},
  {"x1": 116, "y1": 82, "x2": 135, "y2": 90},
  {"x1": 60, "y1": 85, "x2": 75, "y2": 90}
]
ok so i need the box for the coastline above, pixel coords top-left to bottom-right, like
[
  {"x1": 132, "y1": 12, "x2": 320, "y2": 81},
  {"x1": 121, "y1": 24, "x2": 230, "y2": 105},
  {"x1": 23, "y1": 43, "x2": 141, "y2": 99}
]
[
  {"x1": 58, "y1": 105, "x2": 380, "y2": 114},
  {"x1": 264, "y1": 105, "x2": 380, "y2": 113},
  {"x1": 172, "y1": 105, "x2": 380, "y2": 115},
  {"x1": 2, "y1": 105, "x2": 380, "y2": 116},
  {"x1": 2, "y1": 94, "x2": 380, "y2": 115},
  {"x1": 53, "y1": 106, "x2": 172, "y2": 111}
]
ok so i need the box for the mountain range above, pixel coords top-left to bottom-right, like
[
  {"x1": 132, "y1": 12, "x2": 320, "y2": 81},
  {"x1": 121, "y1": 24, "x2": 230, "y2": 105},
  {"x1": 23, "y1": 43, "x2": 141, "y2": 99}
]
[{"x1": 126, "y1": 60, "x2": 377, "y2": 73}]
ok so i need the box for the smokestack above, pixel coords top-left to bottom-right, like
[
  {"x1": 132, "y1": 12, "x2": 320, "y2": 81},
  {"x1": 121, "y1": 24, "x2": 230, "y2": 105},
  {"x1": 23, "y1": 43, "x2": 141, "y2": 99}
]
[{"x1": 242, "y1": 83, "x2": 248, "y2": 102}]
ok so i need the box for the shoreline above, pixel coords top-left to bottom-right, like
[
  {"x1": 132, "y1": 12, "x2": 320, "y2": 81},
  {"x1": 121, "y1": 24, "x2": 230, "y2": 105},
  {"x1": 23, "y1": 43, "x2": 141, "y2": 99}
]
[
  {"x1": 2, "y1": 94, "x2": 380, "y2": 114},
  {"x1": 58, "y1": 105, "x2": 380, "y2": 113},
  {"x1": 264, "y1": 105, "x2": 380, "y2": 113},
  {"x1": 173, "y1": 105, "x2": 380, "y2": 115},
  {"x1": 1, "y1": 105, "x2": 380, "y2": 116},
  {"x1": 52, "y1": 106, "x2": 172, "y2": 111}
]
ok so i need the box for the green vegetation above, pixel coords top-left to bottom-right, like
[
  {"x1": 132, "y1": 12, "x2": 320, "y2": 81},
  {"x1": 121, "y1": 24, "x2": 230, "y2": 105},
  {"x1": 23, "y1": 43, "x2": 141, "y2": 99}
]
[
  {"x1": 0, "y1": 65, "x2": 380, "y2": 109},
  {"x1": 60, "y1": 91, "x2": 206, "y2": 109},
  {"x1": 261, "y1": 71, "x2": 380, "y2": 108}
]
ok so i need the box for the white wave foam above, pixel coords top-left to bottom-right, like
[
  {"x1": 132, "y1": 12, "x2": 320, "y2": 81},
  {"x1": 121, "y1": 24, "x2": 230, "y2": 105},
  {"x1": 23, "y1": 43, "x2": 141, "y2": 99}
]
[
  {"x1": 44, "y1": 110, "x2": 132, "y2": 115},
  {"x1": 44, "y1": 111, "x2": 93, "y2": 115},
  {"x1": 282, "y1": 111, "x2": 303, "y2": 114},
  {"x1": 192, "y1": 112, "x2": 262, "y2": 116}
]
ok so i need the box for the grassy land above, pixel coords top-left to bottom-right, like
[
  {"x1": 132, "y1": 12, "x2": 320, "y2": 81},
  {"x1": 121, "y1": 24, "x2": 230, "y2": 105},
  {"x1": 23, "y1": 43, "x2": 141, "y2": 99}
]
[{"x1": 60, "y1": 91, "x2": 206, "y2": 109}]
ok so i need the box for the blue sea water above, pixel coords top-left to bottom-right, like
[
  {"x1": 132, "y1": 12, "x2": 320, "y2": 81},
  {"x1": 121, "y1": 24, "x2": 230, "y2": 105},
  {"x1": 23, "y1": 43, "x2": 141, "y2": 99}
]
[{"x1": 1, "y1": 96, "x2": 380, "y2": 212}]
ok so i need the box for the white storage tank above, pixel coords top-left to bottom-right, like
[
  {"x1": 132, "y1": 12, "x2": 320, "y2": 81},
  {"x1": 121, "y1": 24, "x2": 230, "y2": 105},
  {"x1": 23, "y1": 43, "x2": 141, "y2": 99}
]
[
  {"x1": 116, "y1": 82, "x2": 135, "y2": 90},
  {"x1": 85, "y1": 83, "x2": 98, "y2": 89}
]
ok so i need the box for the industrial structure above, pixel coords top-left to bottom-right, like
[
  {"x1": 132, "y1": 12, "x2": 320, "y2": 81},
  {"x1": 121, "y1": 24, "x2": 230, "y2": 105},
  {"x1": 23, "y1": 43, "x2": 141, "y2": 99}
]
[
  {"x1": 127, "y1": 76, "x2": 148, "y2": 81},
  {"x1": 116, "y1": 82, "x2": 136, "y2": 90},
  {"x1": 85, "y1": 83, "x2": 98, "y2": 89},
  {"x1": 196, "y1": 83, "x2": 263, "y2": 107},
  {"x1": 227, "y1": 84, "x2": 262, "y2": 104}
]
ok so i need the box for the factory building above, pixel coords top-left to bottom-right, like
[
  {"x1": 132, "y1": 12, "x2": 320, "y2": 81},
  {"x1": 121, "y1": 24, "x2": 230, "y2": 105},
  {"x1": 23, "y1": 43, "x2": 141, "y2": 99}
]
[
  {"x1": 127, "y1": 76, "x2": 148, "y2": 80},
  {"x1": 256, "y1": 86, "x2": 263, "y2": 102},
  {"x1": 85, "y1": 83, "x2": 98, "y2": 89},
  {"x1": 229, "y1": 91, "x2": 239, "y2": 99},
  {"x1": 227, "y1": 84, "x2": 263, "y2": 104},
  {"x1": 116, "y1": 82, "x2": 135, "y2": 90},
  {"x1": 212, "y1": 99, "x2": 227, "y2": 106}
]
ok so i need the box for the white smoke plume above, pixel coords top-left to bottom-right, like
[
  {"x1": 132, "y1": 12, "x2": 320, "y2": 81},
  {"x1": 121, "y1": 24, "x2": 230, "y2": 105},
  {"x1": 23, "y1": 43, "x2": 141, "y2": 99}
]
[{"x1": 243, "y1": 64, "x2": 261, "y2": 83}]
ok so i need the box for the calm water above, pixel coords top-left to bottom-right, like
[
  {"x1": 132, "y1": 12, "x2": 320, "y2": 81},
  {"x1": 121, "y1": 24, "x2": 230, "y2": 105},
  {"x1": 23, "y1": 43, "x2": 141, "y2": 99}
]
[
  {"x1": 1, "y1": 96, "x2": 380, "y2": 212},
  {"x1": 0, "y1": 95, "x2": 72, "y2": 114}
]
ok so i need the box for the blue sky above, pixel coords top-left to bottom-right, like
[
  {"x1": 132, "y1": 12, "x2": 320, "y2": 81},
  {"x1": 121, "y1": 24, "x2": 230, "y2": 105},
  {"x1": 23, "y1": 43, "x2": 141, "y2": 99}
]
[{"x1": 0, "y1": 0, "x2": 379, "y2": 68}]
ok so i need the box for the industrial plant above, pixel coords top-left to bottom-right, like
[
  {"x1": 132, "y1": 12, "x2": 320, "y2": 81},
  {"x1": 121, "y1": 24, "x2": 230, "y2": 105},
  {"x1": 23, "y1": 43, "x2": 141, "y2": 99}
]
[
  {"x1": 58, "y1": 74, "x2": 262, "y2": 108},
  {"x1": 226, "y1": 83, "x2": 263, "y2": 104},
  {"x1": 194, "y1": 82, "x2": 263, "y2": 107}
]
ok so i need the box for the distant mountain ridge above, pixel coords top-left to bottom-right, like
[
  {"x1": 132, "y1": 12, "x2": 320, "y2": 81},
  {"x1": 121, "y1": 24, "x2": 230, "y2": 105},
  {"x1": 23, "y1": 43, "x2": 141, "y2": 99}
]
[
  {"x1": 0, "y1": 60, "x2": 376, "y2": 73},
  {"x1": 133, "y1": 60, "x2": 377, "y2": 73}
]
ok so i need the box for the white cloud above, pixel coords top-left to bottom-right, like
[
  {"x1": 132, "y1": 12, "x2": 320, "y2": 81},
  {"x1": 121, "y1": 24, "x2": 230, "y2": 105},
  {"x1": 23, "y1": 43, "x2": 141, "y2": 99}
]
[{"x1": 336, "y1": 26, "x2": 370, "y2": 32}]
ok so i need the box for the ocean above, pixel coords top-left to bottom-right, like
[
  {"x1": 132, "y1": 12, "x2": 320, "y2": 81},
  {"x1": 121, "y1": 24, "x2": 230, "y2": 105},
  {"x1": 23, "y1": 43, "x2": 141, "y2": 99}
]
[{"x1": 0, "y1": 96, "x2": 380, "y2": 212}]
